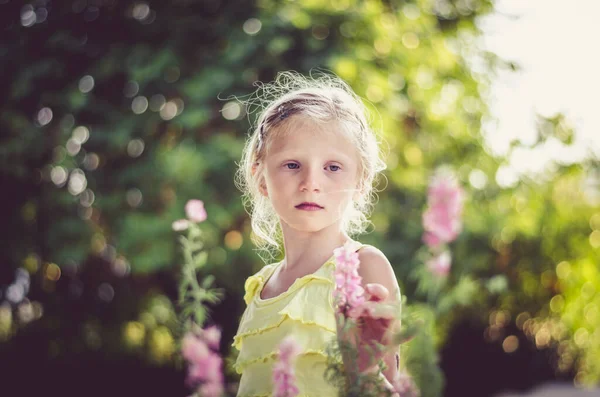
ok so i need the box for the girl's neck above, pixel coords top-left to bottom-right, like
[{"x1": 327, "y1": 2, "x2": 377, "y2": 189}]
[{"x1": 279, "y1": 222, "x2": 353, "y2": 273}]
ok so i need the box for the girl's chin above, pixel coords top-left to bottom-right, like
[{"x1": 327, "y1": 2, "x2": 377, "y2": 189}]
[{"x1": 282, "y1": 218, "x2": 342, "y2": 234}]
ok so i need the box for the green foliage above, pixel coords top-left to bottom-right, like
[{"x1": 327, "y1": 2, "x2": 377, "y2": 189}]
[
  {"x1": 2, "y1": 0, "x2": 599, "y2": 393},
  {"x1": 324, "y1": 315, "x2": 398, "y2": 397},
  {"x1": 401, "y1": 305, "x2": 443, "y2": 397},
  {"x1": 177, "y1": 223, "x2": 224, "y2": 333}
]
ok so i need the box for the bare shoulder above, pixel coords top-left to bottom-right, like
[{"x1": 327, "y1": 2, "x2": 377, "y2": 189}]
[{"x1": 356, "y1": 245, "x2": 401, "y2": 301}]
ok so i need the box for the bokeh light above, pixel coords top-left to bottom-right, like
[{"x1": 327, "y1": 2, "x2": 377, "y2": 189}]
[
  {"x1": 66, "y1": 138, "x2": 81, "y2": 156},
  {"x1": 127, "y1": 139, "x2": 145, "y2": 157},
  {"x1": 0, "y1": 304, "x2": 13, "y2": 341},
  {"x1": 402, "y1": 32, "x2": 419, "y2": 49},
  {"x1": 221, "y1": 101, "x2": 242, "y2": 120},
  {"x1": 111, "y1": 257, "x2": 130, "y2": 277},
  {"x1": 149, "y1": 326, "x2": 174, "y2": 363},
  {"x1": 160, "y1": 102, "x2": 176, "y2": 120},
  {"x1": 124, "y1": 321, "x2": 145, "y2": 347},
  {"x1": 126, "y1": 188, "x2": 143, "y2": 208},
  {"x1": 44, "y1": 263, "x2": 61, "y2": 282},
  {"x1": 132, "y1": 3, "x2": 150, "y2": 20},
  {"x1": 72, "y1": 126, "x2": 90, "y2": 144},
  {"x1": 469, "y1": 169, "x2": 488, "y2": 189},
  {"x1": 589, "y1": 230, "x2": 600, "y2": 248},
  {"x1": 123, "y1": 81, "x2": 139, "y2": 98},
  {"x1": 502, "y1": 335, "x2": 519, "y2": 353},
  {"x1": 149, "y1": 94, "x2": 166, "y2": 112},
  {"x1": 36, "y1": 107, "x2": 53, "y2": 126},
  {"x1": 20, "y1": 5, "x2": 36, "y2": 27},
  {"x1": 78, "y1": 189, "x2": 94, "y2": 207},
  {"x1": 78, "y1": 75, "x2": 95, "y2": 93},
  {"x1": 132, "y1": 96, "x2": 149, "y2": 114},
  {"x1": 83, "y1": 152, "x2": 100, "y2": 170},
  {"x1": 68, "y1": 169, "x2": 87, "y2": 195},
  {"x1": 224, "y1": 230, "x2": 243, "y2": 250},
  {"x1": 312, "y1": 25, "x2": 329, "y2": 40},
  {"x1": 18, "y1": 300, "x2": 34, "y2": 323},
  {"x1": 243, "y1": 18, "x2": 262, "y2": 35},
  {"x1": 50, "y1": 166, "x2": 68, "y2": 187},
  {"x1": 403, "y1": 4, "x2": 420, "y2": 20},
  {"x1": 97, "y1": 283, "x2": 115, "y2": 303}
]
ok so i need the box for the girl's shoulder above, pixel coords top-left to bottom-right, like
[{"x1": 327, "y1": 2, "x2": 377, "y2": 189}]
[
  {"x1": 355, "y1": 243, "x2": 389, "y2": 265},
  {"x1": 355, "y1": 244, "x2": 402, "y2": 300}
]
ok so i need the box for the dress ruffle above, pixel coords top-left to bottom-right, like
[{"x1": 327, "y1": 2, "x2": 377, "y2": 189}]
[
  {"x1": 232, "y1": 260, "x2": 342, "y2": 375},
  {"x1": 232, "y1": 253, "x2": 356, "y2": 397},
  {"x1": 243, "y1": 264, "x2": 276, "y2": 305},
  {"x1": 233, "y1": 316, "x2": 341, "y2": 373},
  {"x1": 235, "y1": 276, "x2": 335, "y2": 338}
]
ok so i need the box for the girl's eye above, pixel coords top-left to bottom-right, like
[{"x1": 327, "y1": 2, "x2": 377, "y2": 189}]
[
  {"x1": 327, "y1": 165, "x2": 341, "y2": 172},
  {"x1": 285, "y1": 163, "x2": 299, "y2": 170}
]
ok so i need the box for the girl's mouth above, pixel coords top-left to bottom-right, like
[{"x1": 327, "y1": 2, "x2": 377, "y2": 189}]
[{"x1": 295, "y1": 202, "x2": 323, "y2": 211}]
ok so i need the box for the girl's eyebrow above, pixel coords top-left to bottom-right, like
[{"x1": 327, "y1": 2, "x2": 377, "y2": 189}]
[{"x1": 272, "y1": 150, "x2": 353, "y2": 163}]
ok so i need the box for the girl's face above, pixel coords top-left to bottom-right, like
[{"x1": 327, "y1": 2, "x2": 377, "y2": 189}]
[{"x1": 261, "y1": 116, "x2": 360, "y2": 234}]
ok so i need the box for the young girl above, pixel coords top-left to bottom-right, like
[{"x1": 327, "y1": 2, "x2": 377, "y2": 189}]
[{"x1": 232, "y1": 71, "x2": 402, "y2": 397}]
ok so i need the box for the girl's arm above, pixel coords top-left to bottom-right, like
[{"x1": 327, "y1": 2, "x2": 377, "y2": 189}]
[
  {"x1": 381, "y1": 351, "x2": 400, "y2": 388},
  {"x1": 355, "y1": 246, "x2": 403, "y2": 396}
]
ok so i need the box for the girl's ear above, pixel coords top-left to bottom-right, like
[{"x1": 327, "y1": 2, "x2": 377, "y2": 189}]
[
  {"x1": 253, "y1": 163, "x2": 268, "y2": 197},
  {"x1": 259, "y1": 180, "x2": 268, "y2": 197}
]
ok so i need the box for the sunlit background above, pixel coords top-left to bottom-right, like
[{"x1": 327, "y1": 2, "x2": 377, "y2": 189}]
[
  {"x1": 480, "y1": 0, "x2": 600, "y2": 192},
  {"x1": 0, "y1": 0, "x2": 598, "y2": 396}
]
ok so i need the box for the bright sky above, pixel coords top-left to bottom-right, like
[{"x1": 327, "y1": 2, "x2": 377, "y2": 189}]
[{"x1": 476, "y1": 0, "x2": 600, "y2": 187}]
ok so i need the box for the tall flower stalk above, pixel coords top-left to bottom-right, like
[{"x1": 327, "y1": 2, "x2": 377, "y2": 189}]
[
  {"x1": 174, "y1": 199, "x2": 225, "y2": 397},
  {"x1": 333, "y1": 241, "x2": 366, "y2": 319},
  {"x1": 174, "y1": 199, "x2": 223, "y2": 329},
  {"x1": 421, "y1": 168, "x2": 465, "y2": 279}
]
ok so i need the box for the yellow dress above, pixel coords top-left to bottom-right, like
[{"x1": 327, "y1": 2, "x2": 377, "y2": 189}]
[{"x1": 231, "y1": 245, "x2": 366, "y2": 397}]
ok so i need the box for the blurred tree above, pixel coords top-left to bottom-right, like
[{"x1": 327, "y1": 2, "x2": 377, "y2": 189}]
[{"x1": 1, "y1": 0, "x2": 598, "y2": 396}]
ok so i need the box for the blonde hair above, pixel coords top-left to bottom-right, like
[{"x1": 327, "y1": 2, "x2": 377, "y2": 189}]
[{"x1": 234, "y1": 71, "x2": 387, "y2": 262}]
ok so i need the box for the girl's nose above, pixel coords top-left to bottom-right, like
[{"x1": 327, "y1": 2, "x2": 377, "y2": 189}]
[{"x1": 299, "y1": 167, "x2": 321, "y2": 192}]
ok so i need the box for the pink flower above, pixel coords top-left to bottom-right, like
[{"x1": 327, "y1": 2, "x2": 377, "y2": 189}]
[
  {"x1": 198, "y1": 381, "x2": 224, "y2": 397},
  {"x1": 273, "y1": 336, "x2": 301, "y2": 397},
  {"x1": 422, "y1": 171, "x2": 465, "y2": 248},
  {"x1": 393, "y1": 370, "x2": 420, "y2": 397},
  {"x1": 333, "y1": 241, "x2": 365, "y2": 319},
  {"x1": 172, "y1": 219, "x2": 190, "y2": 231},
  {"x1": 426, "y1": 251, "x2": 452, "y2": 277},
  {"x1": 188, "y1": 353, "x2": 223, "y2": 384},
  {"x1": 201, "y1": 325, "x2": 221, "y2": 350},
  {"x1": 182, "y1": 333, "x2": 209, "y2": 364},
  {"x1": 185, "y1": 199, "x2": 207, "y2": 223},
  {"x1": 278, "y1": 335, "x2": 301, "y2": 362},
  {"x1": 422, "y1": 205, "x2": 462, "y2": 243},
  {"x1": 422, "y1": 231, "x2": 442, "y2": 249},
  {"x1": 181, "y1": 329, "x2": 224, "y2": 395}
]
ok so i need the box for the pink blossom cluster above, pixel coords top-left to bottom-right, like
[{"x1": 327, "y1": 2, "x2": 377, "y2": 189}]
[
  {"x1": 272, "y1": 336, "x2": 301, "y2": 397},
  {"x1": 333, "y1": 241, "x2": 366, "y2": 319},
  {"x1": 172, "y1": 199, "x2": 207, "y2": 231},
  {"x1": 425, "y1": 250, "x2": 452, "y2": 278},
  {"x1": 421, "y1": 170, "x2": 465, "y2": 277},
  {"x1": 393, "y1": 370, "x2": 420, "y2": 397},
  {"x1": 181, "y1": 325, "x2": 223, "y2": 397}
]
